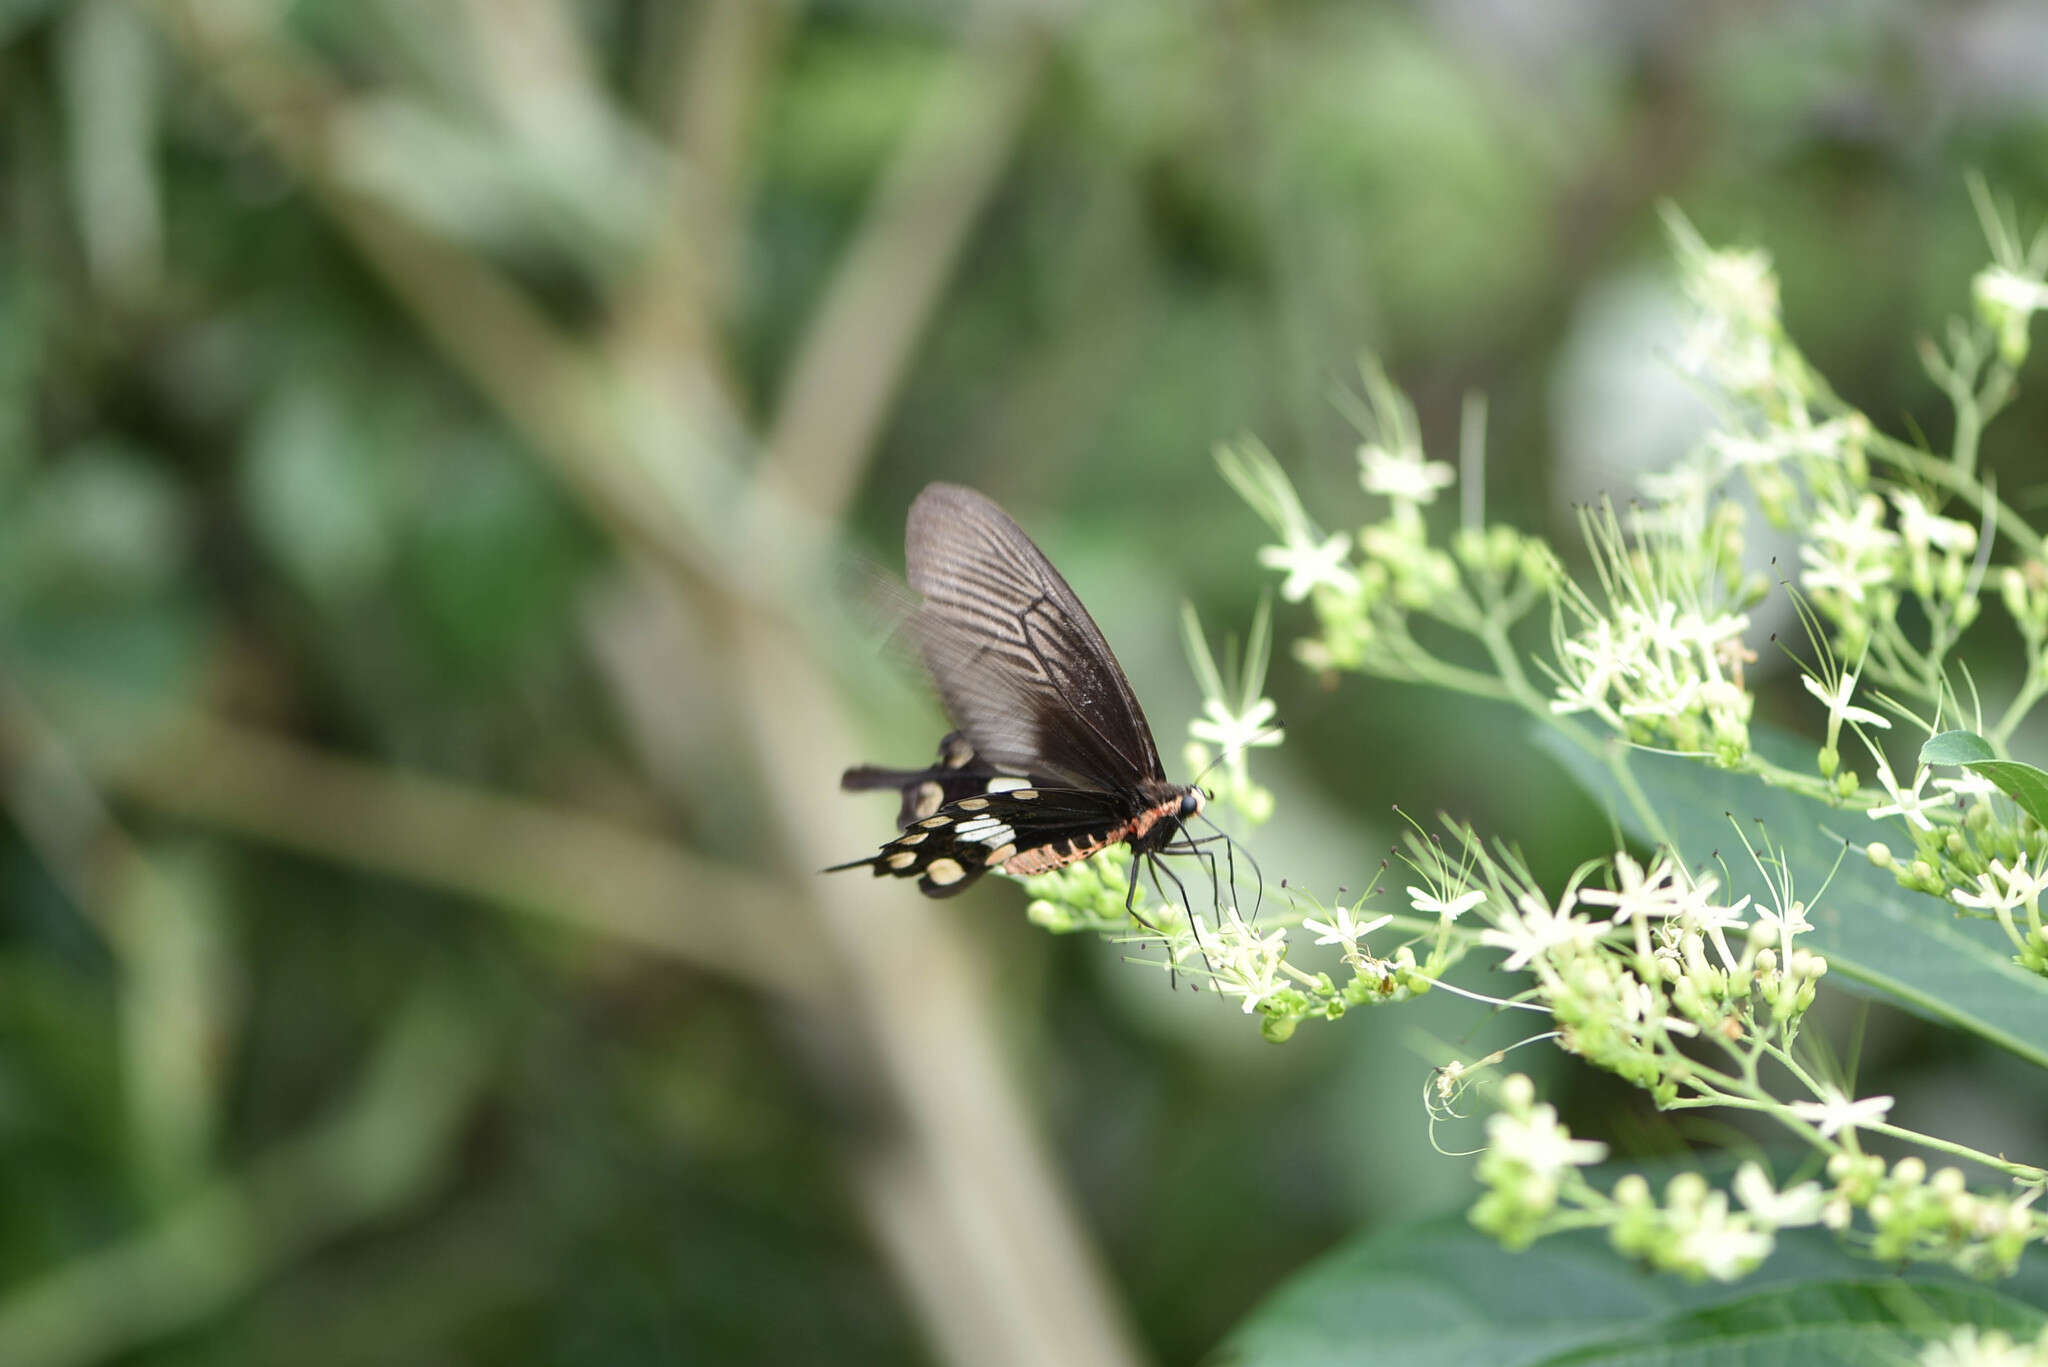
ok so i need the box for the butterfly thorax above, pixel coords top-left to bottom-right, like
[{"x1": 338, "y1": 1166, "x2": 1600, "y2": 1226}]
[{"x1": 1124, "y1": 779, "x2": 1204, "y2": 854}]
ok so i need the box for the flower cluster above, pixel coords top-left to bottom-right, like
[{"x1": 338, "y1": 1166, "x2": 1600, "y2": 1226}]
[
  {"x1": 1469, "y1": 1074, "x2": 1608, "y2": 1246},
  {"x1": 1548, "y1": 500, "x2": 1757, "y2": 763},
  {"x1": 1921, "y1": 1324, "x2": 2048, "y2": 1367},
  {"x1": 1473, "y1": 1069, "x2": 2047, "y2": 1283},
  {"x1": 1019, "y1": 190, "x2": 2048, "y2": 1289}
]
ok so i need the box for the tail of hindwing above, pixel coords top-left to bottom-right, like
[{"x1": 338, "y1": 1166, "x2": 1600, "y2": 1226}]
[{"x1": 828, "y1": 784, "x2": 1134, "y2": 900}]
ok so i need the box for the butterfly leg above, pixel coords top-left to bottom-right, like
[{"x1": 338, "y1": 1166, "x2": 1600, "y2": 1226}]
[
  {"x1": 1196, "y1": 814, "x2": 1264, "y2": 923},
  {"x1": 1143, "y1": 853, "x2": 1214, "y2": 976},
  {"x1": 1121, "y1": 858, "x2": 1160, "y2": 933},
  {"x1": 1159, "y1": 829, "x2": 1229, "y2": 920}
]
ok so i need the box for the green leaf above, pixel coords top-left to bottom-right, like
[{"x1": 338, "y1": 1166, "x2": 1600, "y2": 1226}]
[
  {"x1": 1221, "y1": 1215, "x2": 2048, "y2": 1367},
  {"x1": 1541, "y1": 728, "x2": 2048, "y2": 1069},
  {"x1": 1920, "y1": 729, "x2": 2048, "y2": 829},
  {"x1": 1920, "y1": 730, "x2": 1998, "y2": 766}
]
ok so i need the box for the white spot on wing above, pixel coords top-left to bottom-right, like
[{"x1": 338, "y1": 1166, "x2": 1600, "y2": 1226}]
[{"x1": 954, "y1": 818, "x2": 1015, "y2": 845}]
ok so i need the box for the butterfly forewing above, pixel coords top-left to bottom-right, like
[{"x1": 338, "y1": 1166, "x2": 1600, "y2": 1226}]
[{"x1": 906, "y1": 484, "x2": 1165, "y2": 791}]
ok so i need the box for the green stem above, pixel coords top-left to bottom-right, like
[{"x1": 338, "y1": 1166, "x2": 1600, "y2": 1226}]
[
  {"x1": 1859, "y1": 1122, "x2": 2047, "y2": 1183},
  {"x1": 1866, "y1": 432, "x2": 2044, "y2": 561},
  {"x1": 1604, "y1": 745, "x2": 1674, "y2": 850},
  {"x1": 1990, "y1": 654, "x2": 2048, "y2": 748},
  {"x1": 1479, "y1": 620, "x2": 1544, "y2": 713}
]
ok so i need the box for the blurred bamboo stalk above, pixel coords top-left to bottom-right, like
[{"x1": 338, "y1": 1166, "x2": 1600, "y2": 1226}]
[
  {"x1": 0, "y1": 674, "x2": 236, "y2": 1200},
  {"x1": 57, "y1": 0, "x2": 164, "y2": 301},
  {"x1": 145, "y1": 4, "x2": 1146, "y2": 1365},
  {"x1": 757, "y1": 12, "x2": 1049, "y2": 525},
  {"x1": 40, "y1": 680, "x2": 827, "y2": 1001},
  {"x1": 611, "y1": 0, "x2": 788, "y2": 379},
  {"x1": 0, "y1": 996, "x2": 491, "y2": 1367}
]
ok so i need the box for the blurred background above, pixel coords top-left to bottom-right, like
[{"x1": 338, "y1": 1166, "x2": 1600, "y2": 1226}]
[{"x1": 3, "y1": 1, "x2": 2048, "y2": 1363}]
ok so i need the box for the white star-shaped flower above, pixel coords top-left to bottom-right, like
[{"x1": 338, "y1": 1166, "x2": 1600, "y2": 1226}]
[
  {"x1": 1976, "y1": 264, "x2": 2048, "y2": 314},
  {"x1": 1358, "y1": 445, "x2": 1455, "y2": 504},
  {"x1": 1672, "y1": 1192, "x2": 1774, "y2": 1281},
  {"x1": 1188, "y1": 696, "x2": 1282, "y2": 757},
  {"x1": 1257, "y1": 533, "x2": 1359, "y2": 602},
  {"x1": 1196, "y1": 910, "x2": 1290, "y2": 1014},
  {"x1": 1801, "y1": 670, "x2": 1890, "y2": 732},
  {"x1": 1799, "y1": 551, "x2": 1895, "y2": 604},
  {"x1": 1752, "y1": 898, "x2": 1813, "y2": 958},
  {"x1": 1552, "y1": 618, "x2": 1642, "y2": 716},
  {"x1": 1579, "y1": 852, "x2": 1688, "y2": 924},
  {"x1": 1888, "y1": 490, "x2": 1977, "y2": 555},
  {"x1": 1952, "y1": 855, "x2": 2046, "y2": 914},
  {"x1": 1812, "y1": 495, "x2": 1901, "y2": 559},
  {"x1": 1477, "y1": 892, "x2": 1608, "y2": 972},
  {"x1": 1789, "y1": 1089, "x2": 1892, "y2": 1138},
  {"x1": 1868, "y1": 759, "x2": 1951, "y2": 831},
  {"x1": 1486, "y1": 1102, "x2": 1608, "y2": 1180},
  {"x1": 1301, "y1": 905, "x2": 1392, "y2": 950},
  {"x1": 1407, "y1": 884, "x2": 1485, "y2": 922},
  {"x1": 1733, "y1": 1162, "x2": 1825, "y2": 1228},
  {"x1": 1933, "y1": 770, "x2": 2001, "y2": 802}
]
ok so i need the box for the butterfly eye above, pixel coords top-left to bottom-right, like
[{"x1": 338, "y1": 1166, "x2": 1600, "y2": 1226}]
[{"x1": 1179, "y1": 791, "x2": 1203, "y2": 819}]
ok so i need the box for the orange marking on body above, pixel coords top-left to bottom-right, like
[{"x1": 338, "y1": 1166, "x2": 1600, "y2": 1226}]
[{"x1": 998, "y1": 796, "x2": 1183, "y2": 878}]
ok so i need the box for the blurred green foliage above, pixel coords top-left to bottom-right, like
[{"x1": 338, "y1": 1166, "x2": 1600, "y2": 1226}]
[{"x1": 2, "y1": 1, "x2": 2046, "y2": 1363}]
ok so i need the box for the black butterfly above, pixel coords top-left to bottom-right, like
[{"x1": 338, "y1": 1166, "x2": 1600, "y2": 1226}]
[{"x1": 830, "y1": 483, "x2": 1208, "y2": 904}]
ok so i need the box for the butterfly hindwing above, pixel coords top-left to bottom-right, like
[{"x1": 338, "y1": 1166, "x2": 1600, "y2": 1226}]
[
  {"x1": 839, "y1": 732, "x2": 1000, "y2": 829},
  {"x1": 829, "y1": 786, "x2": 1144, "y2": 897}
]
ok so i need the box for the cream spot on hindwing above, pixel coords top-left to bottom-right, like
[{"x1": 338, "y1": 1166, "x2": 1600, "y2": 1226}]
[
  {"x1": 919, "y1": 816, "x2": 952, "y2": 829},
  {"x1": 887, "y1": 851, "x2": 918, "y2": 869},
  {"x1": 896, "y1": 831, "x2": 927, "y2": 846},
  {"x1": 1010, "y1": 789, "x2": 1038, "y2": 801},
  {"x1": 956, "y1": 797, "x2": 990, "y2": 811},
  {"x1": 984, "y1": 843, "x2": 1016, "y2": 866},
  {"x1": 986, "y1": 777, "x2": 1030, "y2": 793},
  {"x1": 924, "y1": 858, "x2": 966, "y2": 886}
]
